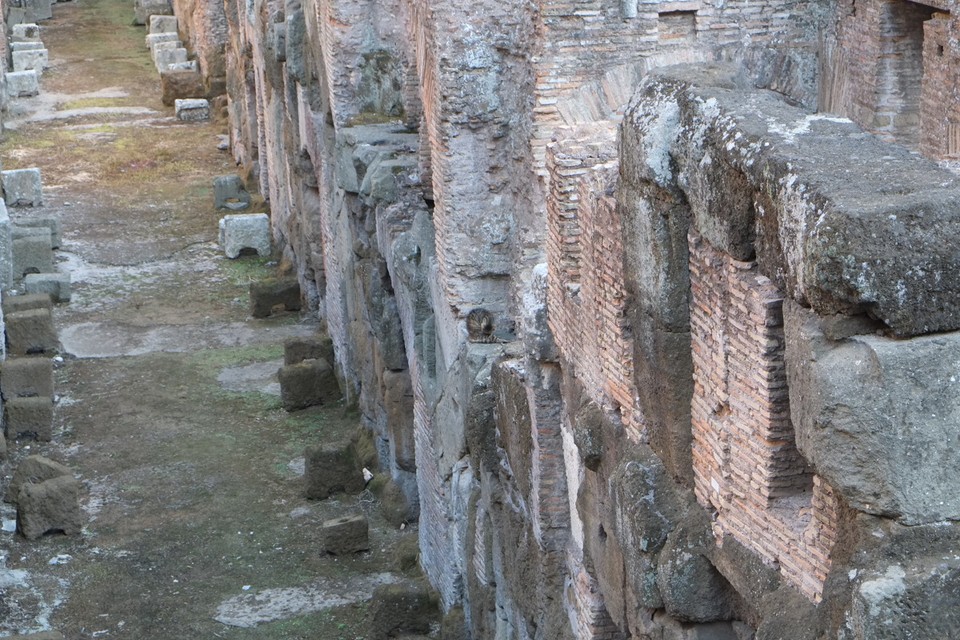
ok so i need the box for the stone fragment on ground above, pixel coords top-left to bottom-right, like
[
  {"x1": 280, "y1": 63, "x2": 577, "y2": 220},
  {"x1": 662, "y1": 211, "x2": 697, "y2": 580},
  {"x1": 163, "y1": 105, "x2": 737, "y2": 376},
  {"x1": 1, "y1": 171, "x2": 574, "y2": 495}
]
[
  {"x1": 304, "y1": 441, "x2": 365, "y2": 499},
  {"x1": 320, "y1": 514, "x2": 369, "y2": 555},
  {"x1": 5, "y1": 455, "x2": 72, "y2": 503},
  {"x1": 283, "y1": 334, "x2": 334, "y2": 365},
  {"x1": 5, "y1": 396, "x2": 54, "y2": 441},
  {"x1": 220, "y1": 212, "x2": 271, "y2": 259},
  {"x1": 18, "y1": 474, "x2": 82, "y2": 539},
  {"x1": 23, "y1": 272, "x2": 70, "y2": 303},
  {"x1": 249, "y1": 276, "x2": 300, "y2": 318},
  {"x1": 1, "y1": 356, "x2": 54, "y2": 398},
  {"x1": 278, "y1": 358, "x2": 340, "y2": 411},
  {"x1": 5, "y1": 307, "x2": 58, "y2": 355},
  {"x1": 175, "y1": 98, "x2": 210, "y2": 121},
  {"x1": 367, "y1": 581, "x2": 439, "y2": 640}
]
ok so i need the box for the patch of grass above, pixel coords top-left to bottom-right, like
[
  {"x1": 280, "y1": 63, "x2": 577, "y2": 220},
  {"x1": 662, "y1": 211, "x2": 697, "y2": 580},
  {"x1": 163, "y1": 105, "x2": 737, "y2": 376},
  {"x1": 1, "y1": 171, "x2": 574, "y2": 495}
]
[
  {"x1": 190, "y1": 343, "x2": 285, "y2": 373},
  {"x1": 222, "y1": 254, "x2": 277, "y2": 285},
  {"x1": 59, "y1": 97, "x2": 132, "y2": 110}
]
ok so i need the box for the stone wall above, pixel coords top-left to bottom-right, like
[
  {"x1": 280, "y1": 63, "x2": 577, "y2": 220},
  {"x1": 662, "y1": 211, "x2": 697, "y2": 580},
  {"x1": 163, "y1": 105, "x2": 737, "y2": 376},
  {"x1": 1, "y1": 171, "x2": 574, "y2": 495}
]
[{"x1": 168, "y1": 0, "x2": 960, "y2": 636}]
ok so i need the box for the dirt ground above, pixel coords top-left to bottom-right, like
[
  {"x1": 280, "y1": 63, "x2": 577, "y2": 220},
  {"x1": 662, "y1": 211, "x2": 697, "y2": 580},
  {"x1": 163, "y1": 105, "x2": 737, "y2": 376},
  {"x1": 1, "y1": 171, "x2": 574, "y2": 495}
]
[{"x1": 0, "y1": 1, "x2": 422, "y2": 638}]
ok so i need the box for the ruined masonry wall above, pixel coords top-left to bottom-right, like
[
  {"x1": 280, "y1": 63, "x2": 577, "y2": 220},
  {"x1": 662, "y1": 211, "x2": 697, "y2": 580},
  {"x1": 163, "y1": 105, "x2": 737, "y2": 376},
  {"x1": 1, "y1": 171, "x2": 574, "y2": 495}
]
[{"x1": 689, "y1": 231, "x2": 837, "y2": 601}]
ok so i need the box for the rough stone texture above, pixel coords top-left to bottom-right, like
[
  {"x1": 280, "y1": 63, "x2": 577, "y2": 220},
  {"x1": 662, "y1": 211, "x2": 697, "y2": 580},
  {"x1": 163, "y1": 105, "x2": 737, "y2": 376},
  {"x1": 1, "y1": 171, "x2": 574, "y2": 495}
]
[
  {"x1": 12, "y1": 232, "x2": 53, "y2": 277},
  {"x1": 24, "y1": 272, "x2": 70, "y2": 302},
  {"x1": 2, "y1": 633, "x2": 65, "y2": 640},
  {"x1": 303, "y1": 441, "x2": 365, "y2": 499},
  {"x1": 149, "y1": 14, "x2": 177, "y2": 33},
  {"x1": 785, "y1": 301, "x2": 960, "y2": 524},
  {"x1": 12, "y1": 48, "x2": 47, "y2": 73},
  {"x1": 0, "y1": 356, "x2": 54, "y2": 399},
  {"x1": 214, "y1": 174, "x2": 251, "y2": 210},
  {"x1": 155, "y1": 47, "x2": 188, "y2": 73},
  {"x1": 14, "y1": 214, "x2": 62, "y2": 248},
  {"x1": 146, "y1": 31, "x2": 178, "y2": 52},
  {"x1": 5, "y1": 70, "x2": 39, "y2": 98},
  {"x1": 5, "y1": 395, "x2": 54, "y2": 441},
  {"x1": 10, "y1": 24, "x2": 41, "y2": 42},
  {"x1": 174, "y1": 97, "x2": 209, "y2": 121},
  {"x1": 367, "y1": 582, "x2": 438, "y2": 640},
  {"x1": 283, "y1": 335, "x2": 334, "y2": 366},
  {"x1": 133, "y1": 0, "x2": 172, "y2": 26},
  {"x1": 0, "y1": 200, "x2": 14, "y2": 288},
  {"x1": 5, "y1": 308, "x2": 58, "y2": 355},
  {"x1": 5, "y1": 454, "x2": 71, "y2": 503},
  {"x1": 2, "y1": 292, "x2": 52, "y2": 315},
  {"x1": 249, "y1": 277, "x2": 300, "y2": 318},
  {"x1": 17, "y1": 474, "x2": 82, "y2": 539},
  {"x1": 219, "y1": 213, "x2": 270, "y2": 259},
  {"x1": 2, "y1": 168, "x2": 43, "y2": 207},
  {"x1": 320, "y1": 514, "x2": 370, "y2": 555},
  {"x1": 160, "y1": 69, "x2": 205, "y2": 106},
  {"x1": 277, "y1": 359, "x2": 340, "y2": 411}
]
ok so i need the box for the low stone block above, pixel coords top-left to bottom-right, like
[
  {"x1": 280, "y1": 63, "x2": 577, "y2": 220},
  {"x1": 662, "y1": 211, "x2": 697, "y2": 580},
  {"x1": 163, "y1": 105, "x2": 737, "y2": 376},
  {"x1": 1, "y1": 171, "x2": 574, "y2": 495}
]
[
  {"x1": 24, "y1": 272, "x2": 70, "y2": 303},
  {"x1": 1, "y1": 357, "x2": 54, "y2": 399},
  {"x1": 6, "y1": 308, "x2": 58, "y2": 355},
  {"x1": 368, "y1": 582, "x2": 438, "y2": 640},
  {"x1": 13, "y1": 233, "x2": 54, "y2": 278},
  {"x1": 5, "y1": 70, "x2": 39, "y2": 98},
  {"x1": 6, "y1": 7, "x2": 28, "y2": 26},
  {"x1": 12, "y1": 49, "x2": 48, "y2": 73},
  {"x1": 14, "y1": 214, "x2": 61, "y2": 248},
  {"x1": 11, "y1": 24, "x2": 41, "y2": 42},
  {"x1": 2, "y1": 168, "x2": 43, "y2": 207},
  {"x1": 5, "y1": 454, "x2": 71, "y2": 503},
  {"x1": 5, "y1": 396, "x2": 54, "y2": 441},
  {"x1": 278, "y1": 359, "x2": 340, "y2": 411},
  {"x1": 2, "y1": 292, "x2": 53, "y2": 315},
  {"x1": 11, "y1": 42, "x2": 45, "y2": 52},
  {"x1": 30, "y1": 0, "x2": 53, "y2": 21},
  {"x1": 249, "y1": 277, "x2": 300, "y2": 318},
  {"x1": 18, "y1": 475, "x2": 82, "y2": 539},
  {"x1": 133, "y1": 0, "x2": 172, "y2": 25},
  {"x1": 283, "y1": 335, "x2": 334, "y2": 365},
  {"x1": 220, "y1": 213, "x2": 270, "y2": 260},
  {"x1": 146, "y1": 32, "x2": 178, "y2": 52},
  {"x1": 148, "y1": 14, "x2": 177, "y2": 33},
  {"x1": 174, "y1": 97, "x2": 209, "y2": 122},
  {"x1": 320, "y1": 514, "x2": 370, "y2": 555},
  {"x1": 304, "y1": 441, "x2": 365, "y2": 499},
  {"x1": 160, "y1": 68, "x2": 204, "y2": 106},
  {"x1": 214, "y1": 175, "x2": 251, "y2": 210},
  {"x1": 155, "y1": 47, "x2": 188, "y2": 74}
]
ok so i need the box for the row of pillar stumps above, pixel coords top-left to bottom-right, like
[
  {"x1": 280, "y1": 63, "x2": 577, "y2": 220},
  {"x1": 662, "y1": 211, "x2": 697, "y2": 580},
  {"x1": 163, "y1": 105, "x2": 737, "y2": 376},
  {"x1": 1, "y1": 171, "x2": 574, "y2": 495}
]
[{"x1": 0, "y1": 10, "x2": 82, "y2": 547}]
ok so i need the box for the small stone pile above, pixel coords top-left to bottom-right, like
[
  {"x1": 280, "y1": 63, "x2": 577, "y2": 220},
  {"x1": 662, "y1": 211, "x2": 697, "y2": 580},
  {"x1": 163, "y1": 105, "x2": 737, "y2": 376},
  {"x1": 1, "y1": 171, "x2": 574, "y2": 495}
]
[
  {"x1": 4, "y1": 455, "x2": 81, "y2": 540},
  {"x1": 6, "y1": 23, "x2": 50, "y2": 101},
  {"x1": 143, "y1": 15, "x2": 209, "y2": 115}
]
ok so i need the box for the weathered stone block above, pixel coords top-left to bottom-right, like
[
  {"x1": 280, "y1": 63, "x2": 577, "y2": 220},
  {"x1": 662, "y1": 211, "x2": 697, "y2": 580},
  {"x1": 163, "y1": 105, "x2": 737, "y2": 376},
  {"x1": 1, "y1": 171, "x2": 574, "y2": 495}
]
[
  {"x1": 0, "y1": 200, "x2": 13, "y2": 288},
  {"x1": 5, "y1": 396, "x2": 54, "y2": 441},
  {"x1": 2, "y1": 168, "x2": 43, "y2": 206},
  {"x1": 2, "y1": 292, "x2": 52, "y2": 315},
  {"x1": 249, "y1": 277, "x2": 300, "y2": 318},
  {"x1": 304, "y1": 442, "x2": 364, "y2": 499},
  {"x1": 159, "y1": 69, "x2": 204, "y2": 106},
  {"x1": 278, "y1": 359, "x2": 340, "y2": 411},
  {"x1": 367, "y1": 582, "x2": 438, "y2": 640},
  {"x1": 283, "y1": 335, "x2": 334, "y2": 365},
  {"x1": 155, "y1": 47, "x2": 188, "y2": 73},
  {"x1": 656, "y1": 526, "x2": 735, "y2": 623},
  {"x1": 24, "y1": 272, "x2": 70, "y2": 302},
  {"x1": 785, "y1": 301, "x2": 960, "y2": 524},
  {"x1": 12, "y1": 49, "x2": 48, "y2": 73},
  {"x1": 29, "y1": 0, "x2": 52, "y2": 21},
  {"x1": 11, "y1": 42, "x2": 45, "y2": 52},
  {"x1": 166, "y1": 61, "x2": 198, "y2": 72},
  {"x1": 219, "y1": 213, "x2": 270, "y2": 259},
  {"x1": 11, "y1": 24, "x2": 41, "y2": 42},
  {"x1": 14, "y1": 214, "x2": 61, "y2": 248},
  {"x1": 214, "y1": 175, "x2": 251, "y2": 210},
  {"x1": 5, "y1": 70, "x2": 39, "y2": 98},
  {"x1": 18, "y1": 474, "x2": 82, "y2": 539},
  {"x1": 174, "y1": 97, "x2": 209, "y2": 121},
  {"x1": 1, "y1": 356, "x2": 54, "y2": 399},
  {"x1": 5, "y1": 308, "x2": 58, "y2": 355},
  {"x1": 13, "y1": 233, "x2": 53, "y2": 278},
  {"x1": 148, "y1": 14, "x2": 177, "y2": 33},
  {"x1": 133, "y1": 0, "x2": 172, "y2": 25},
  {"x1": 5, "y1": 454, "x2": 71, "y2": 503},
  {"x1": 146, "y1": 32, "x2": 178, "y2": 53},
  {"x1": 320, "y1": 514, "x2": 369, "y2": 554},
  {"x1": 383, "y1": 370, "x2": 415, "y2": 473}
]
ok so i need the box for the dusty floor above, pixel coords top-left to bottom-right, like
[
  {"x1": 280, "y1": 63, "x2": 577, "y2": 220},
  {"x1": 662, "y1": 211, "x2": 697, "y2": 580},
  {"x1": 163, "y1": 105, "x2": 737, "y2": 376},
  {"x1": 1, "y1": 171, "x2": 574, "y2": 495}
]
[{"x1": 0, "y1": 1, "x2": 421, "y2": 638}]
